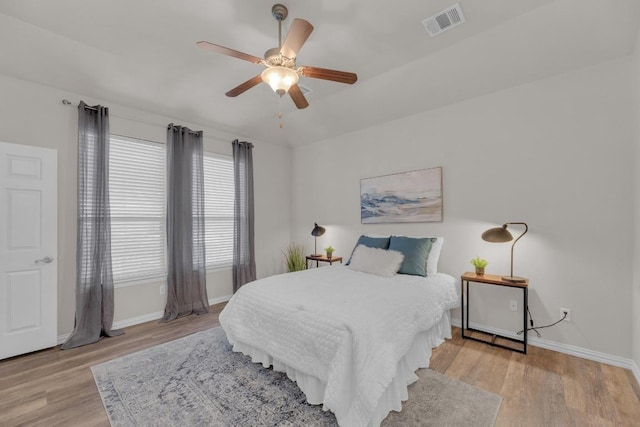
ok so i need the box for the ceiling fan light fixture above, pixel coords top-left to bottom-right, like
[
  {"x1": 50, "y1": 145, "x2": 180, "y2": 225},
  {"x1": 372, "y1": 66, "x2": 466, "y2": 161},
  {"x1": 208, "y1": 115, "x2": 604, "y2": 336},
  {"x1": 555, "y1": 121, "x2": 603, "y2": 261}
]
[
  {"x1": 196, "y1": 3, "x2": 356, "y2": 108},
  {"x1": 261, "y1": 66, "x2": 299, "y2": 96}
]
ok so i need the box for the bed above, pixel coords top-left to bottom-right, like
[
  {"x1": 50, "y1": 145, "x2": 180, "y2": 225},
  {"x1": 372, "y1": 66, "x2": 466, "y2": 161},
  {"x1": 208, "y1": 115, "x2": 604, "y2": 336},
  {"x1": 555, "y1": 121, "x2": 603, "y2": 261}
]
[{"x1": 219, "y1": 236, "x2": 459, "y2": 427}]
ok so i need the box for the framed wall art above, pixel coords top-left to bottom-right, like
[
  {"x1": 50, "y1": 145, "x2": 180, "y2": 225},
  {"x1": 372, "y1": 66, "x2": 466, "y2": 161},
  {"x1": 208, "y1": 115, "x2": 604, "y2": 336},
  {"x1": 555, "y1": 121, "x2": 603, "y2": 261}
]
[{"x1": 360, "y1": 166, "x2": 443, "y2": 223}]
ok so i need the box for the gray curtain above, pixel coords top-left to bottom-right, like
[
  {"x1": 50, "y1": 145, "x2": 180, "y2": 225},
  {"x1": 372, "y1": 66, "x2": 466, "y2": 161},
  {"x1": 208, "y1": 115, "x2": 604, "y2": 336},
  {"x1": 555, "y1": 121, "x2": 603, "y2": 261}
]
[
  {"x1": 162, "y1": 124, "x2": 208, "y2": 321},
  {"x1": 232, "y1": 140, "x2": 256, "y2": 292},
  {"x1": 62, "y1": 102, "x2": 123, "y2": 350}
]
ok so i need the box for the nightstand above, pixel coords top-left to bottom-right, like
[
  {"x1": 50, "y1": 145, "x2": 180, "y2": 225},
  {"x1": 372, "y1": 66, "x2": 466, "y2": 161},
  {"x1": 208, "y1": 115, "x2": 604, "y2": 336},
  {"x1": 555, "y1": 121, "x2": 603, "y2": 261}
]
[
  {"x1": 460, "y1": 272, "x2": 528, "y2": 354},
  {"x1": 305, "y1": 255, "x2": 343, "y2": 269}
]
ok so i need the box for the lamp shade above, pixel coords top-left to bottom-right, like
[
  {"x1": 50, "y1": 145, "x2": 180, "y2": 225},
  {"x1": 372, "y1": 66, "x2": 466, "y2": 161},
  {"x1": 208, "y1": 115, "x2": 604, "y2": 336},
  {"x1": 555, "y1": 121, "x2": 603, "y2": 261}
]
[
  {"x1": 480, "y1": 222, "x2": 528, "y2": 282},
  {"x1": 311, "y1": 223, "x2": 326, "y2": 257},
  {"x1": 311, "y1": 223, "x2": 326, "y2": 237},
  {"x1": 481, "y1": 225, "x2": 513, "y2": 243},
  {"x1": 261, "y1": 66, "x2": 299, "y2": 96}
]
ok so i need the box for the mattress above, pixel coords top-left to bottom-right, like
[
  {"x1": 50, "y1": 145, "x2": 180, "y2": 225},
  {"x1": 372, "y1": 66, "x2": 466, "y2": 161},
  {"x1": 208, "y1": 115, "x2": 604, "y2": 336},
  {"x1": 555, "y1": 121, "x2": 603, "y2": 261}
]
[{"x1": 219, "y1": 266, "x2": 459, "y2": 426}]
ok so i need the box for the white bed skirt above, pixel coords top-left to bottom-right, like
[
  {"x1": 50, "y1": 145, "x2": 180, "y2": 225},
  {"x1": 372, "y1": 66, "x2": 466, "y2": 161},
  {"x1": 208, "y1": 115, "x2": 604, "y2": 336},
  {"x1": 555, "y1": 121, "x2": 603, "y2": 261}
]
[{"x1": 229, "y1": 311, "x2": 452, "y2": 427}]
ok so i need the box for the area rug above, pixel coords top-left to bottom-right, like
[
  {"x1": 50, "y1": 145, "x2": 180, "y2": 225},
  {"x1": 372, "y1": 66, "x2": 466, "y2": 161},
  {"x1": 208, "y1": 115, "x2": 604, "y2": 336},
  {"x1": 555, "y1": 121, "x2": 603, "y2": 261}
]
[{"x1": 92, "y1": 327, "x2": 501, "y2": 426}]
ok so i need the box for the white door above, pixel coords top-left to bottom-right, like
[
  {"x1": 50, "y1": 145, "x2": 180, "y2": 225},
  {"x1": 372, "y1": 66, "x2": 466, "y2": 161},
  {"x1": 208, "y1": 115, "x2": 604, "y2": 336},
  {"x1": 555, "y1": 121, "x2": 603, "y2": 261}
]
[{"x1": 0, "y1": 141, "x2": 57, "y2": 360}]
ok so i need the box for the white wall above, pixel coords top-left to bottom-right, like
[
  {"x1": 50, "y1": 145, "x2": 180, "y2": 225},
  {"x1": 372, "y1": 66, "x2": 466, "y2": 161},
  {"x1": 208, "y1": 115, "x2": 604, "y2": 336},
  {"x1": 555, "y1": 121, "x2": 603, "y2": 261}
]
[
  {"x1": 292, "y1": 57, "x2": 634, "y2": 358},
  {"x1": 633, "y1": 30, "x2": 640, "y2": 373},
  {"x1": 0, "y1": 73, "x2": 292, "y2": 336},
  {"x1": 1, "y1": 53, "x2": 635, "y2": 362}
]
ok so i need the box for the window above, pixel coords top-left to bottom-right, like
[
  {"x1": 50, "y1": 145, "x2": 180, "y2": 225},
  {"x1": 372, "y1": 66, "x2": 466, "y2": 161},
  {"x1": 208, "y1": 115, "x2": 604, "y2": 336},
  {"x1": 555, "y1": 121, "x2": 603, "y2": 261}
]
[
  {"x1": 108, "y1": 137, "x2": 233, "y2": 284},
  {"x1": 109, "y1": 135, "x2": 166, "y2": 284},
  {"x1": 203, "y1": 153, "x2": 234, "y2": 269}
]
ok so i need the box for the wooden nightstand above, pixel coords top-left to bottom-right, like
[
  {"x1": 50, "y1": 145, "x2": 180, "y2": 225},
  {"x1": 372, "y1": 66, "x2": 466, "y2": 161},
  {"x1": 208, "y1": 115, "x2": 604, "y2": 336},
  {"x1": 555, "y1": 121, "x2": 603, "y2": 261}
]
[
  {"x1": 460, "y1": 272, "x2": 529, "y2": 354},
  {"x1": 305, "y1": 255, "x2": 343, "y2": 269}
]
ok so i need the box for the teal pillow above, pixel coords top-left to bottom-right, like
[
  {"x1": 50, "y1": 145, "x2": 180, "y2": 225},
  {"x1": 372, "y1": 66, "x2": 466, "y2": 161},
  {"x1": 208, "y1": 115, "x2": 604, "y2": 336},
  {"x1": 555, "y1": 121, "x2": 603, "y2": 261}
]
[
  {"x1": 388, "y1": 236, "x2": 436, "y2": 276},
  {"x1": 346, "y1": 235, "x2": 390, "y2": 265}
]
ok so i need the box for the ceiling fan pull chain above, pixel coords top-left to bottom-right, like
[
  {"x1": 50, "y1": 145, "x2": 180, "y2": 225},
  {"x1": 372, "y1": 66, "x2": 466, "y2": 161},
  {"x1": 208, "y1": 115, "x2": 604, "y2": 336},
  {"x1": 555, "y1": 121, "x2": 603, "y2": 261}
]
[{"x1": 278, "y1": 96, "x2": 284, "y2": 128}]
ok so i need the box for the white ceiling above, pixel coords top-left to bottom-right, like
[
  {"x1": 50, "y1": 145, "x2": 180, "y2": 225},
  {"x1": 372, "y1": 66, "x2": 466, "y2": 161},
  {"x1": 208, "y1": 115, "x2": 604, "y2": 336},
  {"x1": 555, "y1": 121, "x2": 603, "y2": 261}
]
[{"x1": 0, "y1": 0, "x2": 638, "y2": 147}]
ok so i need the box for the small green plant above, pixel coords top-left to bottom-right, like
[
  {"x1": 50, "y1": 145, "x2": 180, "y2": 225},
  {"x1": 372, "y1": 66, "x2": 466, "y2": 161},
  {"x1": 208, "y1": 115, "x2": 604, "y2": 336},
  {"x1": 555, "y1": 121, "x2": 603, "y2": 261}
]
[
  {"x1": 325, "y1": 245, "x2": 335, "y2": 256},
  {"x1": 283, "y1": 243, "x2": 306, "y2": 272},
  {"x1": 470, "y1": 257, "x2": 488, "y2": 268}
]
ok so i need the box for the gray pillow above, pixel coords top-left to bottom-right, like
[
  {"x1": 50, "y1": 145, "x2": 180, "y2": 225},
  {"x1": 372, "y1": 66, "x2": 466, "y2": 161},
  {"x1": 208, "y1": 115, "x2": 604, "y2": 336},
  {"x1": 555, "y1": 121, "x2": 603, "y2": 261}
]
[{"x1": 388, "y1": 236, "x2": 436, "y2": 276}]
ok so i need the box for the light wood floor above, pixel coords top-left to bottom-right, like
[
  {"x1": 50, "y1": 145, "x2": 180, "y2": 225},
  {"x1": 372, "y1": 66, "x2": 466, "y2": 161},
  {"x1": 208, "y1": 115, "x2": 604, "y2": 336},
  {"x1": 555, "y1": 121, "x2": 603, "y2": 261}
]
[{"x1": 1, "y1": 303, "x2": 639, "y2": 426}]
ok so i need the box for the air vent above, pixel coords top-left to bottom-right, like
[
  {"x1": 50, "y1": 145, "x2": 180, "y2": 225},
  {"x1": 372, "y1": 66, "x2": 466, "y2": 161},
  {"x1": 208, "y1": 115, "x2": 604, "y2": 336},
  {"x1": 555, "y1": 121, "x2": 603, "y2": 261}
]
[
  {"x1": 298, "y1": 83, "x2": 312, "y2": 95},
  {"x1": 422, "y1": 3, "x2": 465, "y2": 37}
]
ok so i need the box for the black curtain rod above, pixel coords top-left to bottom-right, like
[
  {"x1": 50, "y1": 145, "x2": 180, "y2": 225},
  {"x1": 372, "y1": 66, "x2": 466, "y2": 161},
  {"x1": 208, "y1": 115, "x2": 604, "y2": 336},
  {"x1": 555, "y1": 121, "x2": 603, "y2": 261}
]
[
  {"x1": 62, "y1": 99, "x2": 99, "y2": 111},
  {"x1": 63, "y1": 100, "x2": 202, "y2": 134},
  {"x1": 167, "y1": 124, "x2": 202, "y2": 135}
]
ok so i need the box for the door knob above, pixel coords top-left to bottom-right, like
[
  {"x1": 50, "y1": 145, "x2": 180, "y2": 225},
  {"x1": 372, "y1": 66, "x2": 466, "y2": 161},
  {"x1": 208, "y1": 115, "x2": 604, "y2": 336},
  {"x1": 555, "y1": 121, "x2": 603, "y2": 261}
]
[{"x1": 35, "y1": 256, "x2": 54, "y2": 264}]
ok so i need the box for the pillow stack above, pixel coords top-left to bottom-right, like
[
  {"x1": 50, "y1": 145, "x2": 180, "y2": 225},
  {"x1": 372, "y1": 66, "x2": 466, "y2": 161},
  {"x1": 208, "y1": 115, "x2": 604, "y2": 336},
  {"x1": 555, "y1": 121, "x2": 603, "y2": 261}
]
[
  {"x1": 346, "y1": 234, "x2": 443, "y2": 277},
  {"x1": 346, "y1": 235, "x2": 391, "y2": 264}
]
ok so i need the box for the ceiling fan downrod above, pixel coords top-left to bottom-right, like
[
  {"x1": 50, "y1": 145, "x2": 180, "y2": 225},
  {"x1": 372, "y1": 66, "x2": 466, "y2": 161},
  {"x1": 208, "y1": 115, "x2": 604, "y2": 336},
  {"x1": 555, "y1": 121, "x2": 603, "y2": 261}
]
[{"x1": 271, "y1": 4, "x2": 288, "y2": 48}]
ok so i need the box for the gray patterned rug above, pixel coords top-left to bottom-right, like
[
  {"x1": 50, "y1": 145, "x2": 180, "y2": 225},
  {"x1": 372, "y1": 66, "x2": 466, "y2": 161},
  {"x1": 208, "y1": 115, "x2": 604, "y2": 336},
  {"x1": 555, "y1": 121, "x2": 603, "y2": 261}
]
[{"x1": 92, "y1": 327, "x2": 501, "y2": 426}]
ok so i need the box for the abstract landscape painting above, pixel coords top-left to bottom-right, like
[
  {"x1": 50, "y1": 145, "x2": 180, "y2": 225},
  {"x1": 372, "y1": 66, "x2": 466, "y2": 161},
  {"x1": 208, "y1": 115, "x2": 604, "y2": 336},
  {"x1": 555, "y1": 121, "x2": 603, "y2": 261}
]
[{"x1": 361, "y1": 167, "x2": 443, "y2": 223}]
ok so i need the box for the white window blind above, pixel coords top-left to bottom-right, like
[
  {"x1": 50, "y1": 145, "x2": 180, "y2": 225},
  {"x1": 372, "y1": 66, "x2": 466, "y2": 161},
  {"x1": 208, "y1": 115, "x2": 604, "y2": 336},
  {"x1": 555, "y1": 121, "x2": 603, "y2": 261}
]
[
  {"x1": 203, "y1": 152, "x2": 234, "y2": 269},
  {"x1": 109, "y1": 135, "x2": 166, "y2": 284}
]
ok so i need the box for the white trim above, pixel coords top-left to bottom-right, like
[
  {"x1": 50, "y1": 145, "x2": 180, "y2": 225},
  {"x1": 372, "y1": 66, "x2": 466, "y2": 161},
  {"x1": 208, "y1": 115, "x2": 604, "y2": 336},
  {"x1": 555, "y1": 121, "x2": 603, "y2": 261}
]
[
  {"x1": 113, "y1": 311, "x2": 164, "y2": 330},
  {"x1": 113, "y1": 270, "x2": 234, "y2": 288},
  {"x1": 208, "y1": 294, "x2": 233, "y2": 306},
  {"x1": 57, "y1": 295, "x2": 232, "y2": 345},
  {"x1": 451, "y1": 318, "x2": 636, "y2": 371},
  {"x1": 114, "y1": 275, "x2": 167, "y2": 289},
  {"x1": 57, "y1": 333, "x2": 70, "y2": 345},
  {"x1": 632, "y1": 360, "x2": 640, "y2": 387},
  {"x1": 206, "y1": 266, "x2": 232, "y2": 274}
]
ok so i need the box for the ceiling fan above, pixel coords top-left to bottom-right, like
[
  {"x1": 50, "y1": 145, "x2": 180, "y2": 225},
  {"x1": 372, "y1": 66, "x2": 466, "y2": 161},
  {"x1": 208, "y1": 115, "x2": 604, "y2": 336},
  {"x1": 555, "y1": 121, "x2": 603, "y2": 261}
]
[{"x1": 196, "y1": 3, "x2": 357, "y2": 109}]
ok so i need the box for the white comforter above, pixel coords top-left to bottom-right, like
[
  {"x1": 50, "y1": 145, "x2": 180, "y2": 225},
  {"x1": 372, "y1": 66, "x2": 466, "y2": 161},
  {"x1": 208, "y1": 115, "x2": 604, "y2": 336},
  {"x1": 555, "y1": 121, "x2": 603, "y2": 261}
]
[{"x1": 219, "y1": 266, "x2": 459, "y2": 427}]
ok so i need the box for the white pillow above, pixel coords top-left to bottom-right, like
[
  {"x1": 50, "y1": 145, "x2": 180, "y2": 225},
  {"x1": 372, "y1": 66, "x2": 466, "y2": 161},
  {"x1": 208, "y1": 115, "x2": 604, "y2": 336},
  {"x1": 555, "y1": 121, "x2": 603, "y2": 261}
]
[
  {"x1": 348, "y1": 245, "x2": 404, "y2": 277},
  {"x1": 426, "y1": 237, "x2": 444, "y2": 275}
]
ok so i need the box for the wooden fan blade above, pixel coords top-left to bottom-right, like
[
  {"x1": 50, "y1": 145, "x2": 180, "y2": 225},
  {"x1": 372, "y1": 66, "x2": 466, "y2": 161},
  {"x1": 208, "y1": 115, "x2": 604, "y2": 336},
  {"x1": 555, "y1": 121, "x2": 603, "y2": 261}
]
[
  {"x1": 288, "y1": 84, "x2": 309, "y2": 109},
  {"x1": 280, "y1": 19, "x2": 314, "y2": 59},
  {"x1": 225, "y1": 75, "x2": 263, "y2": 97},
  {"x1": 299, "y1": 66, "x2": 358, "y2": 84},
  {"x1": 196, "y1": 41, "x2": 263, "y2": 64}
]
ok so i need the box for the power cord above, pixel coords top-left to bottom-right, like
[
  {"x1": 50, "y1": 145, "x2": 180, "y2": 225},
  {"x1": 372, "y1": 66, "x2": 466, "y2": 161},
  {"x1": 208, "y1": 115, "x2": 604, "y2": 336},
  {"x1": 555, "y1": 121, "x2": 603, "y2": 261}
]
[{"x1": 517, "y1": 306, "x2": 568, "y2": 337}]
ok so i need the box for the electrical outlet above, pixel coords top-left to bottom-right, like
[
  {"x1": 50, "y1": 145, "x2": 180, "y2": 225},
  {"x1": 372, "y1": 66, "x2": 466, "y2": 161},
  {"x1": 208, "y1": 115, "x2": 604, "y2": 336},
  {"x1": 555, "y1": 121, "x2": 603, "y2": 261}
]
[
  {"x1": 560, "y1": 307, "x2": 571, "y2": 322},
  {"x1": 509, "y1": 300, "x2": 517, "y2": 312},
  {"x1": 160, "y1": 285, "x2": 166, "y2": 295}
]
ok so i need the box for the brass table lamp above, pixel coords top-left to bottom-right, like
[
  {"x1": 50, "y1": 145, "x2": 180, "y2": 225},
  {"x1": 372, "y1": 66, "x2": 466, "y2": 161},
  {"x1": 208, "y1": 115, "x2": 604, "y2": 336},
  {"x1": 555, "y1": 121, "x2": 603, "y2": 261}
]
[
  {"x1": 311, "y1": 223, "x2": 326, "y2": 256},
  {"x1": 481, "y1": 222, "x2": 528, "y2": 282}
]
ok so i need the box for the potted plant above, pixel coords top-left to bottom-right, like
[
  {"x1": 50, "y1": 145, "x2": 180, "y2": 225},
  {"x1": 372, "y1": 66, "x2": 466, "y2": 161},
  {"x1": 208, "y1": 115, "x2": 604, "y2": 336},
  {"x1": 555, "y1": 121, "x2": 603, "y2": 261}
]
[
  {"x1": 283, "y1": 243, "x2": 306, "y2": 272},
  {"x1": 325, "y1": 245, "x2": 335, "y2": 259},
  {"x1": 470, "y1": 257, "x2": 488, "y2": 276}
]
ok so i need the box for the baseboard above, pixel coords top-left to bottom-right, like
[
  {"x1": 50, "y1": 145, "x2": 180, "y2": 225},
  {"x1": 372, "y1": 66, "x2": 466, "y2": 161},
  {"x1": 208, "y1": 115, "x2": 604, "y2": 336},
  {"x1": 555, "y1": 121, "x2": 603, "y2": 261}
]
[
  {"x1": 57, "y1": 294, "x2": 232, "y2": 345},
  {"x1": 113, "y1": 310, "x2": 165, "y2": 330},
  {"x1": 208, "y1": 294, "x2": 233, "y2": 306},
  {"x1": 632, "y1": 360, "x2": 640, "y2": 387},
  {"x1": 450, "y1": 318, "x2": 636, "y2": 372},
  {"x1": 57, "y1": 332, "x2": 70, "y2": 345}
]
